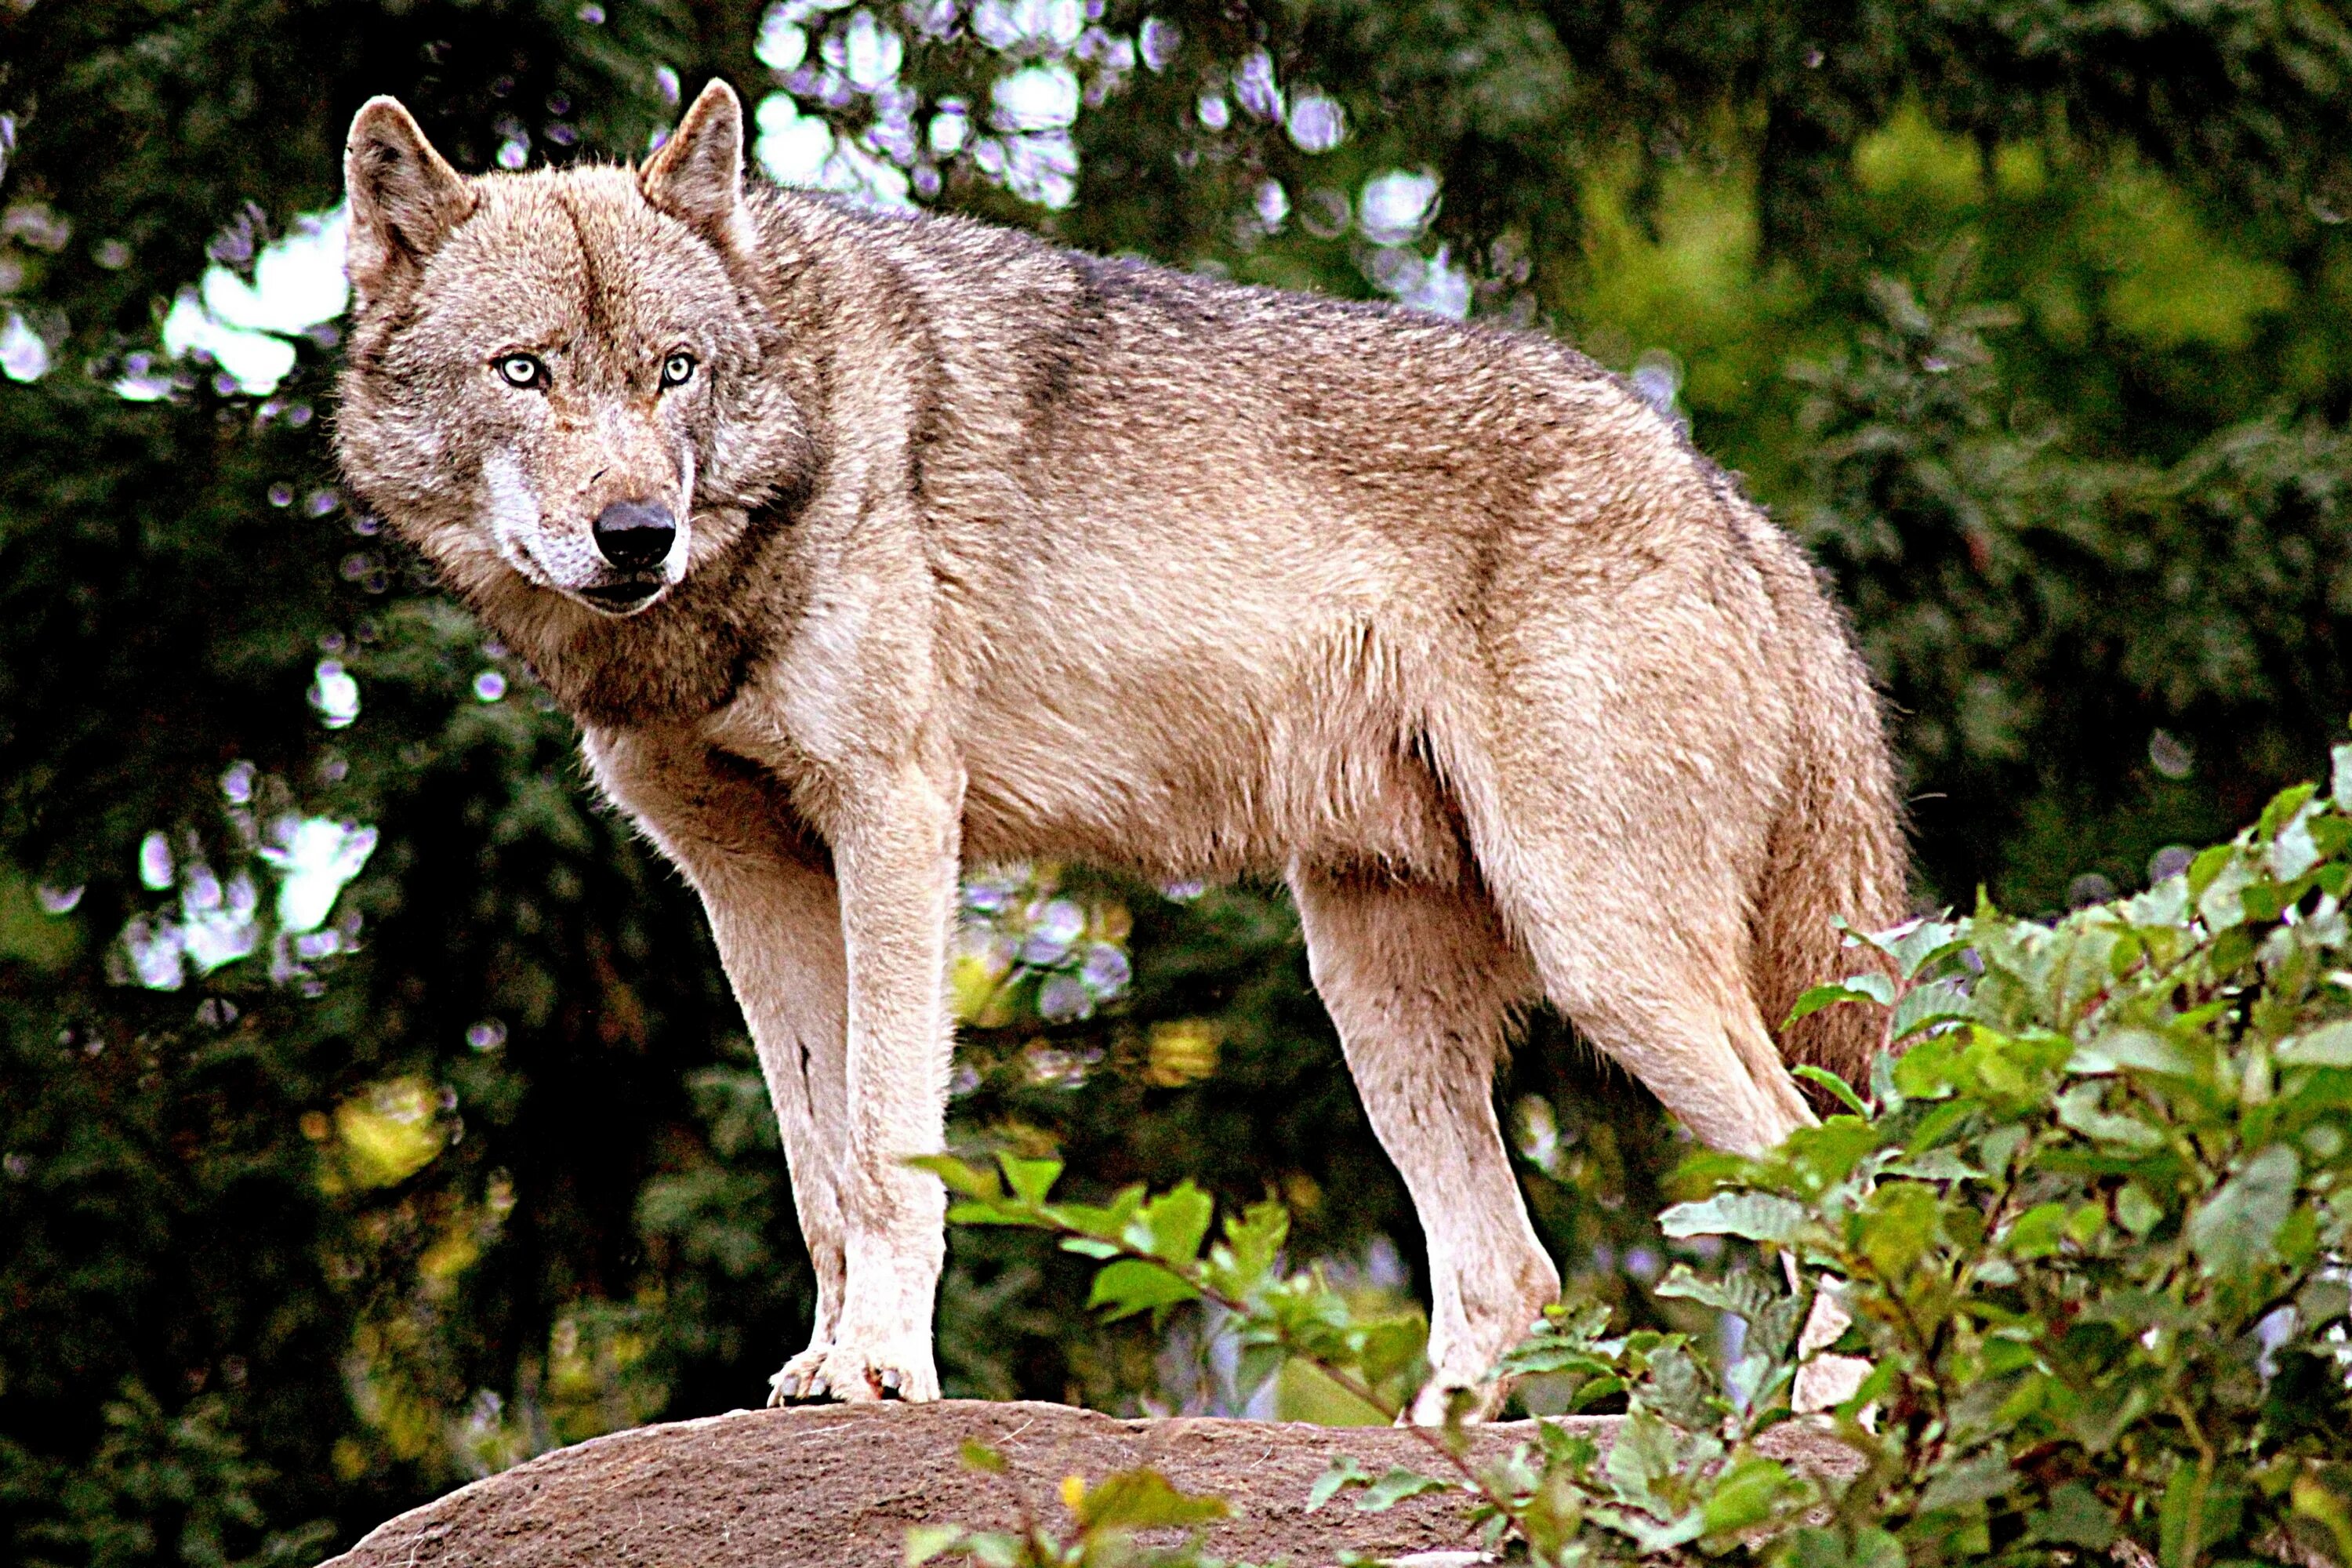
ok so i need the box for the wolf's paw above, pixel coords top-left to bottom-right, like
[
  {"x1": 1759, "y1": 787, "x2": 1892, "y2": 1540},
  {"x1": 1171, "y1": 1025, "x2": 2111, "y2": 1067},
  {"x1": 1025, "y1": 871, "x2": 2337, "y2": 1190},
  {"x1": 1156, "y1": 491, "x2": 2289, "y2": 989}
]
[
  {"x1": 767, "y1": 1345, "x2": 837, "y2": 1406},
  {"x1": 1401, "y1": 1374, "x2": 1506, "y2": 1427},
  {"x1": 768, "y1": 1336, "x2": 938, "y2": 1405}
]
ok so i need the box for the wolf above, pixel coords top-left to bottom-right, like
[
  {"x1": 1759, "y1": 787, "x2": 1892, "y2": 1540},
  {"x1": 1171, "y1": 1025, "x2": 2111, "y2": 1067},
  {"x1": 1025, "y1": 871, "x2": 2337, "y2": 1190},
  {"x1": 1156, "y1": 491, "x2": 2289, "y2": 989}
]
[{"x1": 334, "y1": 78, "x2": 1905, "y2": 1421}]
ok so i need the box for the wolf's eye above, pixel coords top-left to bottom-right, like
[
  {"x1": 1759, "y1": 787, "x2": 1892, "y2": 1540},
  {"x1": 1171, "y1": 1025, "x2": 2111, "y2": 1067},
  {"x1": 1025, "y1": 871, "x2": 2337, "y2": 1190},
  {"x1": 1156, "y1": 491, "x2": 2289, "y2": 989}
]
[
  {"x1": 660, "y1": 352, "x2": 696, "y2": 389},
  {"x1": 495, "y1": 354, "x2": 545, "y2": 390}
]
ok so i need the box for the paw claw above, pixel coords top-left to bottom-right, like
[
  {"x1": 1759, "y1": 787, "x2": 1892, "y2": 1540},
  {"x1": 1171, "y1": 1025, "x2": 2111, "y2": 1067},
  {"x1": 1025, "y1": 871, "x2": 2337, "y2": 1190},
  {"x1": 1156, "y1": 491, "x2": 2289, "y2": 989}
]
[
  {"x1": 767, "y1": 1339, "x2": 938, "y2": 1406},
  {"x1": 769, "y1": 1345, "x2": 837, "y2": 1406}
]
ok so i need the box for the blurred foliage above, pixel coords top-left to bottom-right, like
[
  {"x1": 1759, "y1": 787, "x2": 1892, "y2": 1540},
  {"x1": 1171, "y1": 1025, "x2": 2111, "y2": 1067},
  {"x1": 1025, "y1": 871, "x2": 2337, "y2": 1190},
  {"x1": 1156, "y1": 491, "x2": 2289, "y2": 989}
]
[
  {"x1": 9, "y1": 0, "x2": 2352, "y2": 1562},
  {"x1": 923, "y1": 754, "x2": 2352, "y2": 1568}
]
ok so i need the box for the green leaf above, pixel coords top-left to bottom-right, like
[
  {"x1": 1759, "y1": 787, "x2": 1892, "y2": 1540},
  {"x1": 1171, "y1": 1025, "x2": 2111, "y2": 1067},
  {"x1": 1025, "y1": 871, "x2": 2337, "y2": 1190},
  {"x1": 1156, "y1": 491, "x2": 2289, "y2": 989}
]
[
  {"x1": 1887, "y1": 919, "x2": 1969, "y2": 980},
  {"x1": 1046, "y1": 1185, "x2": 1146, "y2": 1241},
  {"x1": 2187, "y1": 844, "x2": 2233, "y2": 901},
  {"x1": 2062, "y1": 1381, "x2": 2152, "y2": 1453},
  {"x1": 1891, "y1": 978, "x2": 1971, "y2": 1042},
  {"x1": 2298, "y1": 1276, "x2": 2352, "y2": 1328},
  {"x1": 2027, "y1": 1482, "x2": 2118, "y2": 1548},
  {"x1": 959, "y1": 1440, "x2": 1008, "y2": 1475},
  {"x1": 1857, "y1": 1181, "x2": 1944, "y2": 1276},
  {"x1": 2291, "y1": 1467, "x2": 2352, "y2": 1568},
  {"x1": 1085, "y1": 1258, "x2": 1200, "y2": 1321},
  {"x1": 965, "y1": 1535, "x2": 1018, "y2": 1568},
  {"x1": 1355, "y1": 1316, "x2": 1425, "y2": 1388},
  {"x1": 1204, "y1": 1197, "x2": 1288, "y2": 1301},
  {"x1": 1785, "y1": 983, "x2": 1886, "y2": 1027},
  {"x1": 1308, "y1": 1455, "x2": 1372, "y2": 1511},
  {"x1": 1891, "y1": 1033, "x2": 1966, "y2": 1099},
  {"x1": 1699, "y1": 1457, "x2": 1798, "y2": 1537},
  {"x1": 1072, "y1": 1467, "x2": 1229, "y2": 1531},
  {"x1": 1134, "y1": 1181, "x2": 1214, "y2": 1265},
  {"x1": 1882, "y1": 1148, "x2": 1983, "y2": 1181},
  {"x1": 1915, "y1": 1450, "x2": 2013, "y2": 1514},
  {"x1": 1654, "y1": 1265, "x2": 1783, "y2": 1322},
  {"x1": 996, "y1": 1152, "x2": 1064, "y2": 1206},
  {"x1": 1605, "y1": 1505, "x2": 1708, "y2": 1555},
  {"x1": 904, "y1": 1524, "x2": 966, "y2": 1565},
  {"x1": 2260, "y1": 782, "x2": 2319, "y2": 841},
  {"x1": 1781, "y1": 1526, "x2": 1904, "y2": 1568},
  {"x1": 2054, "y1": 1081, "x2": 2164, "y2": 1149},
  {"x1": 2069, "y1": 1029, "x2": 2198, "y2": 1076},
  {"x1": 1603, "y1": 1410, "x2": 1677, "y2": 1513},
  {"x1": 2273, "y1": 806, "x2": 2322, "y2": 878},
  {"x1": 1537, "y1": 1422, "x2": 1601, "y2": 1470},
  {"x1": 1787, "y1": 1115, "x2": 1885, "y2": 1190},
  {"x1": 1658, "y1": 1192, "x2": 1809, "y2": 1244},
  {"x1": 1843, "y1": 971, "x2": 1898, "y2": 1006},
  {"x1": 2115, "y1": 1183, "x2": 2165, "y2": 1236},
  {"x1": 2278, "y1": 1020, "x2": 2352, "y2": 1066},
  {"x1": 908, "y1": 1153, "x2": 1001, "y2": 1200},
  {"x1": 2159, "y1": 1457, "x2": 2205, "y2": 1568},
  {"x1": 1570, "y1": 1375, "x2": 1628, "y2": 1410},
  {"x1": 2198, "y1": 857, "x2": 2256, "y2": 931},
  {"x1": 2187, "y1": 1142, "x2": 2299, "y2": 1275},
  {"x1": 2005, "y1": 1201, "x2": 2071, "y2": 1258},
  {"x1": 1792, "y1": 1065, "x2": 1870, "y2": 1115},
  {"x1": 1354, "y1": 1466, "x2": 1451, "y2": 1512},
  {"x1": 1234, "y1": 1341, "x2": 1284, "y2": 1399},
  {"x1": 1641, "y1": 1341, "x2": 1718, "y2": 1431}
]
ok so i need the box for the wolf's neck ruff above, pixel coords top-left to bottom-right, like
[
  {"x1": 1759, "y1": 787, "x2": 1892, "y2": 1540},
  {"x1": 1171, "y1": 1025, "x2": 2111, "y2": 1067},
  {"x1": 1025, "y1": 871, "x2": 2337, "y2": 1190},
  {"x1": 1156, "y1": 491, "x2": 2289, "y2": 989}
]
[{"x1": 336, "y1": 78, "x2": 1905, "y2": 1420}]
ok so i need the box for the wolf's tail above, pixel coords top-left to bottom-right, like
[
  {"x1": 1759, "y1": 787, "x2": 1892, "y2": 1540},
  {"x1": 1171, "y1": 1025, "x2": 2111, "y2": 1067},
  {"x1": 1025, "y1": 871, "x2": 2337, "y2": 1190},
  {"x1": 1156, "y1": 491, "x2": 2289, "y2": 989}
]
[{"x1": 1749, "y1": 607, "x2": 1909, "y2": 1087}]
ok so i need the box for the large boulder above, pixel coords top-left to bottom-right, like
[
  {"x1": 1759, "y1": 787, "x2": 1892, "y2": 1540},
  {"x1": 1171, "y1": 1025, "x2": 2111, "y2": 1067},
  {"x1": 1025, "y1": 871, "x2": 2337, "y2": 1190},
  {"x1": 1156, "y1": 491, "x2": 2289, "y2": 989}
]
[{"x1": 326, "y1": 1400, "x2": 1860, "y2": 1567}]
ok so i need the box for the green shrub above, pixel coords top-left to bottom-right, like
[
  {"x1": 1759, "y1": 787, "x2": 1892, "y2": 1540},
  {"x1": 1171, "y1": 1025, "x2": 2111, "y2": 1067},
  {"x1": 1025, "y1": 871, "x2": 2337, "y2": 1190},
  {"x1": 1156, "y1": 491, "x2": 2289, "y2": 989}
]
[{"x1": 920, "y1": 747, "x2": 2352, "y2": 1567}]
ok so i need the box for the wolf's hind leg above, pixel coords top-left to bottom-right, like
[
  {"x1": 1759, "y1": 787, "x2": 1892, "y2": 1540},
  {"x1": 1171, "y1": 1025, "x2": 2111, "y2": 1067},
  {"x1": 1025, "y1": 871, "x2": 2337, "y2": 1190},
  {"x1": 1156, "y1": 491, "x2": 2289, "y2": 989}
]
[
  {"x1": 1289, "y1": 866, "x2": 1557, "y2": 1425},
  {"x1": 1454, "y1": 752, "x2": 1816, "y2": 1157},
  {"x1": 1467, "y1": 804, "x2": 1873, "y2": 1405},
  {"x1": 1488, "y1": 881, "x2": 1813, "y2": 1157}
]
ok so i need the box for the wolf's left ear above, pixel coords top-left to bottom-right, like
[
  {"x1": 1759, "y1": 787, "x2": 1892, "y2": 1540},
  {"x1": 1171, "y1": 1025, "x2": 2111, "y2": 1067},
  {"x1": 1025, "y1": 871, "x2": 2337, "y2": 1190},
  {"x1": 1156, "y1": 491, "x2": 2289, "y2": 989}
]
[
  {"x1": 345, "y1": 97, "x2": 476, "y2": 300},
  {"x1": 641, "y1": 80, "x2": 753, "y2": 249}
]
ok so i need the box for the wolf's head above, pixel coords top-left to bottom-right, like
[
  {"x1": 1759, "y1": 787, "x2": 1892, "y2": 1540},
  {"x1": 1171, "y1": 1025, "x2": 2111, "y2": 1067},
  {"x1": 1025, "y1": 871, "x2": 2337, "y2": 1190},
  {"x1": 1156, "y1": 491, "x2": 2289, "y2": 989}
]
[{"x1": 335, "y1": 82, "x2": 807, "y2": 619}]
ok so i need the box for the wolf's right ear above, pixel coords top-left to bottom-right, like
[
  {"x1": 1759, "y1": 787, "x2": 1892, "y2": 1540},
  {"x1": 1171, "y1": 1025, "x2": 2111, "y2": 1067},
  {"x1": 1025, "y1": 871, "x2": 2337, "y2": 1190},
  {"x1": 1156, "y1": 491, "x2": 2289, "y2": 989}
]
[
  {"x1": 344, "y1": 97, "x2": 476, "y2": 300},
  {"x1": 641, "y1": 80, "x2": 753, "y2": 250}
]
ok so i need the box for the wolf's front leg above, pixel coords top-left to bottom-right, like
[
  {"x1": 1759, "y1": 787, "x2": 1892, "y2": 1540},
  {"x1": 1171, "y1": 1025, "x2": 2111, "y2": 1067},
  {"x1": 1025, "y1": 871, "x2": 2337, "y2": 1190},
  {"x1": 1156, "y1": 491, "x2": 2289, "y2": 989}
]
[
  {"x1": 801, "y1": 757, "x2": 962, "y2": 1403},
  {"x1": 578, "y1": 729, "x2": 853, "y2": 1399}
]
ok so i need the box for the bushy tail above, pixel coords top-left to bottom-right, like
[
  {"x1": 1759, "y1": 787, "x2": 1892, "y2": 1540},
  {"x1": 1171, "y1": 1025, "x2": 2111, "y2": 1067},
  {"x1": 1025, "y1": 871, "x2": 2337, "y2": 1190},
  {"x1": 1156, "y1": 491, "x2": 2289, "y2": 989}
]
[{"x1": 1751, "y1": 617, "x2": 1909, "y2": 1088}]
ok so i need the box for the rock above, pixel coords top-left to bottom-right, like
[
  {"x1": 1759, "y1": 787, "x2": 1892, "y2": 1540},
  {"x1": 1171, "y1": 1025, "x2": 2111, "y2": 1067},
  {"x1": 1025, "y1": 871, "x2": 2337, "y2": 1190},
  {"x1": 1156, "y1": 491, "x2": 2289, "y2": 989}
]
[{"x1": 325, "y1": 1399, "x2": 1862, "y2": 1568}]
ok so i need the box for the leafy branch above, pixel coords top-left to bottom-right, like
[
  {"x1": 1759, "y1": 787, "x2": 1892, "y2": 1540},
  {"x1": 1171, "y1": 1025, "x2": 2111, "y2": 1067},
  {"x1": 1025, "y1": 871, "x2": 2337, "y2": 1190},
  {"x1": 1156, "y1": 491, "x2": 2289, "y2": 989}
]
[{"x1": 913, "y1": 1151, "x2": 1824, "y2": 1566}]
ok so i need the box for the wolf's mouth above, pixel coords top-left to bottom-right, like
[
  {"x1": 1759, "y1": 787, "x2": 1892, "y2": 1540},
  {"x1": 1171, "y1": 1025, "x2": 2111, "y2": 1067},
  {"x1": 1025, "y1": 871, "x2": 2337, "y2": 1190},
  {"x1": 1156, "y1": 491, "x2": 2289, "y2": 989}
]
[{"x1": 578, "y1": 579, "x2": 667, "y2": 614}]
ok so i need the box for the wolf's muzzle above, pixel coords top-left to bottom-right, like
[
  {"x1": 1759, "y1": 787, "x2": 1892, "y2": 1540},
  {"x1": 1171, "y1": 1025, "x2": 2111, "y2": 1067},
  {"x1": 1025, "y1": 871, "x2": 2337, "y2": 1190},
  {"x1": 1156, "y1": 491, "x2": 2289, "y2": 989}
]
[{"x1": 592, "y1": 499, "x2": 677, "y2": 572}]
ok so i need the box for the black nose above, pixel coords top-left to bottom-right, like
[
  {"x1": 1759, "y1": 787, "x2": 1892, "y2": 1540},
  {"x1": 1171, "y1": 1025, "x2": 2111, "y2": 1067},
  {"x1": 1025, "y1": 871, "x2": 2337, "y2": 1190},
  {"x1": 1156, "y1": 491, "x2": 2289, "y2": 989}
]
[{"x1": 591, "y1": 499, "x2": 677, "y2": 572}]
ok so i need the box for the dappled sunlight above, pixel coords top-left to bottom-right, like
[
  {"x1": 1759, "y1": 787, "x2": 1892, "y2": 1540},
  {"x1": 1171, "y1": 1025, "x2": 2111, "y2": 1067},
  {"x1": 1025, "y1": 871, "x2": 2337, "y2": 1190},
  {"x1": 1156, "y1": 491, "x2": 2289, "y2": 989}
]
[{"x1": 150, "y1": 207, "x2": 347, "y2": 397}]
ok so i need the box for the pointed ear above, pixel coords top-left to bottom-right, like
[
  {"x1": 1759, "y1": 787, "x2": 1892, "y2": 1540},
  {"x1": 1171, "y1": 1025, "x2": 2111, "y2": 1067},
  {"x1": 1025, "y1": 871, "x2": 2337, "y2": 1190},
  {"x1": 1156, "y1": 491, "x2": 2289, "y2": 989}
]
[
  {"x1": 641, "y1": 80, "x2": 751, "y2": 245},
  {"x1": 345, "y1": 97, "x2": 475, "y2": 299}
]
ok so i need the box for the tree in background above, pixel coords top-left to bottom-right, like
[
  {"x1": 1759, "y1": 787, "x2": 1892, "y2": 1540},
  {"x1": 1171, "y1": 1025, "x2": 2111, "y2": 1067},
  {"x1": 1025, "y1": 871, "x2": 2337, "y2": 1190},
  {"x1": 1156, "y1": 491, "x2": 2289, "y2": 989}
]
[{"x1": 5, "y1": 2, "x2": 2352, "y2": 1561}]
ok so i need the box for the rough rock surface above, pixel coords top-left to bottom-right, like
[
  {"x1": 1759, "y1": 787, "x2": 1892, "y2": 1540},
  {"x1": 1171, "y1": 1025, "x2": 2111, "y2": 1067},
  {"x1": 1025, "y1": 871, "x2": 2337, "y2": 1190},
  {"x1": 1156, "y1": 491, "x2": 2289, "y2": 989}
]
[{"x1": 327, "y1": 1400, "x2": 1863, "y2": 1568}]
